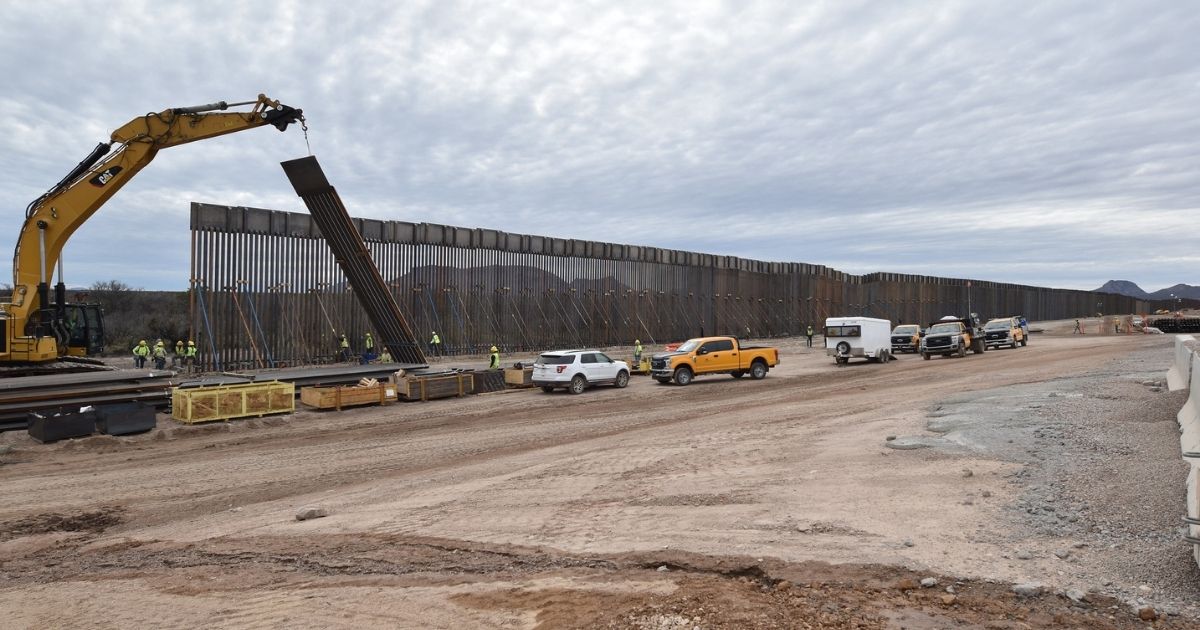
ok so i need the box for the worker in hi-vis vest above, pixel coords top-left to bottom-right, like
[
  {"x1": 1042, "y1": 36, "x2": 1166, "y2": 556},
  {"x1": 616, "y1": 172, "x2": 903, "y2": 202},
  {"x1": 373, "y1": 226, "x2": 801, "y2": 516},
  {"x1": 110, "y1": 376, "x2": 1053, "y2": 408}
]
[
  {"x1": 430, "y1": 331, "x2": 442, "y2": 357},
  {"x1": 362, "y1": 332, "x2": 375, "y2": 364},
  {"x1": 132, "y1": 340, "x2": 150, "y2": 369},
  {"x1": 633, "y1": 339, "x2": 643, "y2": 365},
  {"x1": 488, "y1": 345, "x2": 500, "y2": 370}
]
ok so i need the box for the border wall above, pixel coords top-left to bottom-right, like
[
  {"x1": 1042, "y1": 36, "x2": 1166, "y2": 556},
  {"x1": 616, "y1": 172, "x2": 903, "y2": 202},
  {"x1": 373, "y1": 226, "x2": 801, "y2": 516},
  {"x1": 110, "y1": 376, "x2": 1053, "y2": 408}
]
[{"x1": 189, "y1": 202, "x2": 1152, "y2": 370}]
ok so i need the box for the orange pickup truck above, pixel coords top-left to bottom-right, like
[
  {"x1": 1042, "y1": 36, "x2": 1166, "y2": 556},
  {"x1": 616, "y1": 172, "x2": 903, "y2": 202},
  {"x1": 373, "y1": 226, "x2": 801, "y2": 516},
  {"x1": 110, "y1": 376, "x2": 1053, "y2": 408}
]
[{"x1": 649, "y1": 336, "x2": 780, "y2": 385}]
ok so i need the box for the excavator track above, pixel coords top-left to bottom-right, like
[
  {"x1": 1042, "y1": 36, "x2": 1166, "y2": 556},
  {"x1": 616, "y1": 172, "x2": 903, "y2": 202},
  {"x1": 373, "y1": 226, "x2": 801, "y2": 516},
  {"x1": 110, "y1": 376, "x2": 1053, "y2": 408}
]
[{"x1": 0, "y1": 357, "x2": 115, "y2": 378}]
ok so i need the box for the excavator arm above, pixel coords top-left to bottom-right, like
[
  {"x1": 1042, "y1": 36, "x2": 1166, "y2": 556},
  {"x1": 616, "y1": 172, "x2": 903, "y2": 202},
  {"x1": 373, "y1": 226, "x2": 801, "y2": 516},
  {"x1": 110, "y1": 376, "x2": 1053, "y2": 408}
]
[{"x1": 4, "y1": 94, "x2": 304, "y2": 363}]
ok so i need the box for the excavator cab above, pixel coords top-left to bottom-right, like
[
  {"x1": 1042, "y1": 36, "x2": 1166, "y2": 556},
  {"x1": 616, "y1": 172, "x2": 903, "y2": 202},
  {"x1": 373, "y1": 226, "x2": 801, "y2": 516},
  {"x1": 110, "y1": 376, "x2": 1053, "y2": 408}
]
[
  {"x1": 62, "y1": 302, "x2": 105, "y2": 356},
  {"x1": 19, "y1": 300, "x2": 106, "y2": 358}
]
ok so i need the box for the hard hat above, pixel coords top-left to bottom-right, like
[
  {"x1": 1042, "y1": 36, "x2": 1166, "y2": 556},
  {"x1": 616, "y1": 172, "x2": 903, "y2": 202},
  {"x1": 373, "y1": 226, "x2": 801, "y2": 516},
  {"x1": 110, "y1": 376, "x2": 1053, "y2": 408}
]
[
  {"x1": 490, "y1": 345, "x2": 498, "y2": 352},
  {"x1": 188, "y1": 340, "x2": 195, "y2": 346},
  {"x1": 156, "y1": 341, "x2": 164, "y2": 346},
  {"x1": 366, "y1": 332, "x2": 372, "y2": 336},
  {"x1": 635, "y1": 339, "x2": 641, "y2": 343},
  {"x1": 139, "y1": 339, "x2": 146, "y2": 344}
]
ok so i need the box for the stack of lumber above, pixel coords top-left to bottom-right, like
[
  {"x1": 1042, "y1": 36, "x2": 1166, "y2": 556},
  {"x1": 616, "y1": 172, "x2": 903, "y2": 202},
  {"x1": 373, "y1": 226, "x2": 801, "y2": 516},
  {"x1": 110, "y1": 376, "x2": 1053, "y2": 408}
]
[{"x1": 300, "y1": 377, "x2": 398, "y2": 410}]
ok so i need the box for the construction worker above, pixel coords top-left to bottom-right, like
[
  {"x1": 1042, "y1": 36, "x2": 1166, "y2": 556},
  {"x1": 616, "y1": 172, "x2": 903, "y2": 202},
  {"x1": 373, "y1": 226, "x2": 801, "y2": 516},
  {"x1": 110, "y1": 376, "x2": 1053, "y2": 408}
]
[
  {"x1": 152, "y1": 340, "x2": 168, "y2": 370},
  {"x1": 1073, "y1": 319, "x2": 1082, "y2": 334},
  {"x1": 362, "y1": 332, "x2": 375, "y2": 364},
  {"x1": 378, "y1": 348, "x2": 393, "y2": 363},
  {"x1": 430, "y1": 331, "x2": 442, "y2": 358},
  {"x1": 633, "y1": 339, "x2": 643, "y2": 365},
  {"x1": 488, "y1": 345, "x2": 500, "y2": 370},
  {"x1": 132, "y1": 339, "x2": 149, "y2": 368},
  {"x1": 185, "y1": 340, "x2": 197, "y2": 373},
  {"x1": 172, "y1": 340, "x2": 185, "y2": 368},
  {"x1": 805, "y1": 325, "x2": 814, "y2": 347},
  {"x1": 338, "y1": 333, "x2": 350, "y2": 362}
]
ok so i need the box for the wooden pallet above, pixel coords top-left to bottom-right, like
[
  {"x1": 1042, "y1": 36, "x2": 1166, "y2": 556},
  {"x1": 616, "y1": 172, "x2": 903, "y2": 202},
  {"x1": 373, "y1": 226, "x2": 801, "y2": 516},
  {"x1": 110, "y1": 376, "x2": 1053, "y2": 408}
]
[
  {"x1": 300, "y1": 383, "x2": 397, "y2": 410},
  {"x1": 397, "y1": 373, "x2": 473, "y2": 401}
]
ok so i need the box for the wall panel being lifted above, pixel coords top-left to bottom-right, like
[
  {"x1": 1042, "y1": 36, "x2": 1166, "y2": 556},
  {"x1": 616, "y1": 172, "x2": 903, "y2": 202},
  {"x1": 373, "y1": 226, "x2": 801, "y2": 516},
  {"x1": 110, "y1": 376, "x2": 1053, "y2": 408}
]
[{"x1": 279, "y1": 156, "x2": 425, "y2": 365}]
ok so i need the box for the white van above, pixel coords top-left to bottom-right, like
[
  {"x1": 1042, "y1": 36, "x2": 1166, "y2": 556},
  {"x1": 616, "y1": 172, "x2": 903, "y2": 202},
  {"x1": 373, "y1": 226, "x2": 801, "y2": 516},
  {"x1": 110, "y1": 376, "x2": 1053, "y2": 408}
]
[{"x1": 825, "y1": 316, "x2": 893, "y2": 365}]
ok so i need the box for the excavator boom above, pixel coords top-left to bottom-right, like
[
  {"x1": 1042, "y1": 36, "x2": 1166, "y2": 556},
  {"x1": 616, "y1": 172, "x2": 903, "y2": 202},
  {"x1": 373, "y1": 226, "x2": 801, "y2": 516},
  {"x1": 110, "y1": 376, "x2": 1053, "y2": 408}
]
[{"x1": 2, "y1": 94, "x2": 303, "y2": 365}]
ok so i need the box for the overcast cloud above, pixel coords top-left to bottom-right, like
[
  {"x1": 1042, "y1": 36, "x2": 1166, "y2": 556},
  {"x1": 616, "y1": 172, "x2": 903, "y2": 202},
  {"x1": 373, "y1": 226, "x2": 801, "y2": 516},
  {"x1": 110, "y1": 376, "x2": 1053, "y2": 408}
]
[{"x1": 1, "y1": 1, "x2": 1196, "y2": 292}]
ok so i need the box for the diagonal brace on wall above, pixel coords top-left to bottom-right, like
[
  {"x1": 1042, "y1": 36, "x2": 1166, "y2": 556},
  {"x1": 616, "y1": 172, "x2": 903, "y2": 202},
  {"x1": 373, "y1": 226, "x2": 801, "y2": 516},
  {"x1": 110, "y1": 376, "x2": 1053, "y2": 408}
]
[{"x1": 280, "y1": 156, "x2": 426, "y2": 365}]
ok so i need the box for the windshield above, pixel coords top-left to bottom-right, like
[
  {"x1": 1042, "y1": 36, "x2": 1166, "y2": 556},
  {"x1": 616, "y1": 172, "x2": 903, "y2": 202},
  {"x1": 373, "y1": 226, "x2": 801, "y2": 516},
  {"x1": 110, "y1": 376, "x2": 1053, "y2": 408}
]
[
  {"x1": 927, "y1": 323, "x2": 961, "y2": 334},
  {"x1": 892, "y1": 325, "x2": 919, "y2": 334},
  {"x1": 676, "y1": 340, "x2": 700, "y2": 352},
  {"x1": 984, "y1": 321, "x2": 1011, "y2": 330}
]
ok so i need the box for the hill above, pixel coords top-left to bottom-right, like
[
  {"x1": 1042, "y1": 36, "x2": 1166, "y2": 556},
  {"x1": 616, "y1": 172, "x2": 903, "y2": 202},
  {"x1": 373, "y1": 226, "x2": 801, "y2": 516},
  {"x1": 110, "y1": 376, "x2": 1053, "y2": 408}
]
[{"x1": 1094, "y1": 280, "x2": 1200, "y2": 300}]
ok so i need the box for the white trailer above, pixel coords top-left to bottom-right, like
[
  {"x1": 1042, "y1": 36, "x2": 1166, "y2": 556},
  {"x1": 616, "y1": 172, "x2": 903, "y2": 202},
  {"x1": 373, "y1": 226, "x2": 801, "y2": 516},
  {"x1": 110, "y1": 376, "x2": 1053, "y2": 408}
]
[{"x1": 825, "y1": 316, "x2": 893, "y2": 365}]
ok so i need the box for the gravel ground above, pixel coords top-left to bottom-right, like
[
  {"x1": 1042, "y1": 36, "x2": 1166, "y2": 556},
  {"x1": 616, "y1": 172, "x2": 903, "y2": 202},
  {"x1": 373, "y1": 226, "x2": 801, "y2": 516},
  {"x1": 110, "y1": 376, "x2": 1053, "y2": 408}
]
[{"x1": 898, "y1": 337, "x2": 1200, "y2": 619}]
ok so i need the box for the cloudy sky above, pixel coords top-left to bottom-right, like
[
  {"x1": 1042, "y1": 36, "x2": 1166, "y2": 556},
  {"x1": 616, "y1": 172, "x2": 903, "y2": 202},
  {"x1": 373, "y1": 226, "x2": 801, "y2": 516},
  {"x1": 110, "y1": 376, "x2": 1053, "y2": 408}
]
[{"x1": 1, "y1": 1, "x2": 1196, "y2": 292}]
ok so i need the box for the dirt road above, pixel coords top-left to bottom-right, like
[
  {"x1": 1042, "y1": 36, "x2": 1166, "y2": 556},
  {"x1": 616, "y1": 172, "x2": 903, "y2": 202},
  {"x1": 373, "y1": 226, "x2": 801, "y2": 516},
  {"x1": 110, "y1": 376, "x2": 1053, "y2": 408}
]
[{"x1": 1, "y1": 327, "x2": 1196, "y2": 628}]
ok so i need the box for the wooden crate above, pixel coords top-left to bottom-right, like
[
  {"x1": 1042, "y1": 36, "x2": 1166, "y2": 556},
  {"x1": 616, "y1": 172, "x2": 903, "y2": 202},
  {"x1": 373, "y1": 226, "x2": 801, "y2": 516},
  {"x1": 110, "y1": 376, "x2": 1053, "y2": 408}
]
[
  {"x1": 503, "y1": 366, "x2": 533, "y2": 387},
  {"x1": 397, "y1": 373, "x2": 473, "y2": 401},
  {"x1": 300, "y1": 383, "x2": 397, "y2": 410},
  {"x1": 172, "y1": 381, "x2": 294, "y2": 424}
]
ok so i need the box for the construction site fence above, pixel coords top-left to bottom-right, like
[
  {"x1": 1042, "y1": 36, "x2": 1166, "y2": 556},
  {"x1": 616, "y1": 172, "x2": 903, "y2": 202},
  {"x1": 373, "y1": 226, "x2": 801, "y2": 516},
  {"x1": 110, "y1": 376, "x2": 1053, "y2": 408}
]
[{"x1": 189, "y1": 202, "x2": 1155, "y2": 371}]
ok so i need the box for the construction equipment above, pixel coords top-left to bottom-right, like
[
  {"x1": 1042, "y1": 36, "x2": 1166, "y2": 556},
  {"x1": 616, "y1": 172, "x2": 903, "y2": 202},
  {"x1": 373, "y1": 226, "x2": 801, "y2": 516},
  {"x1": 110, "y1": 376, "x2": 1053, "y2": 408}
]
[{"x1": 2, "y1": 95, "x2": 304, "y2": 373}]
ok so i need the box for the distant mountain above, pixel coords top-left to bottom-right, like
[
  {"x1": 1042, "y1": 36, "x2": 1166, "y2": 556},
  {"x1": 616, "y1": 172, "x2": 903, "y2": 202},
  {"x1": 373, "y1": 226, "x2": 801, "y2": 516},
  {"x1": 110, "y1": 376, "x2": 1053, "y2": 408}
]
[
  {"x1": 1094, "y1": 280, "x2": 1200, "y2": 300},
  {"x1": 1094, "y1": 280, "x2": 1150, "y2": 299},
  {"x1": 1149, "y1": 284, "x2": 1200, "y2": 300}
]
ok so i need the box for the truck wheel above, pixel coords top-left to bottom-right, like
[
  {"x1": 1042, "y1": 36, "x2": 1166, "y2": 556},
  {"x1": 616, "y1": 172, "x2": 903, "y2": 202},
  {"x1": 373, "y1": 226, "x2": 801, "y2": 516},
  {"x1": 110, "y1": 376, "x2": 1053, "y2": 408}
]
[
  {"x1": 655, "y1": 377, "x2": 671, "y2": 385},
  {"x1": 541, "y1": 386, "x2": 555, "y2": 393},
  {"x1": 673, "y1": 366, "x2": 693, "y2": 385},
  {"x1": 1021, "y1": 337, "x2": 1028, "y2": 347},
  {"x1": 956, "y1": 345, "x2": 966, "y2": 358},
  {"x1": 730, "y1": 371, "x2": 745, "y2": 379},
  {"x1": 614, "y1": 370, "x2": 629, "y2": 388},
  {"x1": 880, "y1": 351, "x2": 890, "y2": 363},
  {"x1": 568, "y1": 375, "x2": 587, "y2": 394},
  {"x1": 750, "y1": 360, "x2": 767, "y2": 379},
  {"x1": 1011, "y1": 339, "x2": 1019, "y2": 349},
  {"x1": 923, "y1": 352, "x2": 931, "y2": 361}
]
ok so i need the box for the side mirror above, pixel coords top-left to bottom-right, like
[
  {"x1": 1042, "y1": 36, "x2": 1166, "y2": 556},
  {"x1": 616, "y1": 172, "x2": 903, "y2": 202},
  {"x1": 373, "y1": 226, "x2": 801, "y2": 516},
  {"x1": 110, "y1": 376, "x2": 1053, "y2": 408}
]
[{"x1": 697, "y1": 348, "x2": 708, "y2": 355}]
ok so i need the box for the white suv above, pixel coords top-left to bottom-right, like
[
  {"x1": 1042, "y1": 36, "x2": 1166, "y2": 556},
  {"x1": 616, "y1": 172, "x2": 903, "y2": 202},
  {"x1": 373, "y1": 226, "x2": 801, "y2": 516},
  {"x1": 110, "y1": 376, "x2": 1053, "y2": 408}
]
[{"x1": 532, "y1": 350, "x2": 630, "y2": 394}]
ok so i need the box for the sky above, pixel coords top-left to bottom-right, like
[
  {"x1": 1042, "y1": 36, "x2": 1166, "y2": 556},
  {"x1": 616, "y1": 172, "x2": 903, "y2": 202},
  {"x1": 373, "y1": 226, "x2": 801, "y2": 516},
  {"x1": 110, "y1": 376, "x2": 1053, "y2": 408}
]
[{"x1": 1, "y1": 1, "x2": 1197, "y2": 292}]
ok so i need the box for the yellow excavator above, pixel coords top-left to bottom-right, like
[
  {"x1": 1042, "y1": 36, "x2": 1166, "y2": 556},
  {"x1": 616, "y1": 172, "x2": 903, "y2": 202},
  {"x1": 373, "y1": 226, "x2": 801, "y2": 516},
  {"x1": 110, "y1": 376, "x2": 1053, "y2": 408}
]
[{"x1": 2, "y1": 95, "x2": 304, "y2": 372}]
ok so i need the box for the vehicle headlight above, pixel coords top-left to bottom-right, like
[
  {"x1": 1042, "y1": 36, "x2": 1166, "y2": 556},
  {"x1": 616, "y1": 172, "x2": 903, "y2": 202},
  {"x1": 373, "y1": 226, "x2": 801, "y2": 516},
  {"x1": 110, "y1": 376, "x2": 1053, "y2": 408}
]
[{"x1": 952, "y1": 335, "x2": 960, "y2": 343}]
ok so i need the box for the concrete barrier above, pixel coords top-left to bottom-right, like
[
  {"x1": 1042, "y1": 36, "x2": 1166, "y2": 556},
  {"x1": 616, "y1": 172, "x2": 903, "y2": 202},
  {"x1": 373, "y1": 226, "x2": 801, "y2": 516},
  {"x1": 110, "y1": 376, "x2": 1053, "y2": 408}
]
[
  {"x1": 1181, "y1": 353, "x2": 1200, "y2": 453},
  {"x1": 1169, "y1": 340, "x2": 1200, "y2": 568},
  {"x1": 1187, "y1": 463, "x2": 1199, "y2": 566},
  {"x1": 1167, "y1": 335, "x2": 1196, "y2": 391}
]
